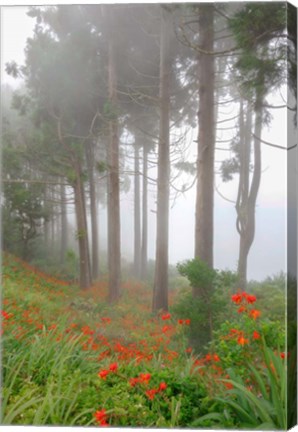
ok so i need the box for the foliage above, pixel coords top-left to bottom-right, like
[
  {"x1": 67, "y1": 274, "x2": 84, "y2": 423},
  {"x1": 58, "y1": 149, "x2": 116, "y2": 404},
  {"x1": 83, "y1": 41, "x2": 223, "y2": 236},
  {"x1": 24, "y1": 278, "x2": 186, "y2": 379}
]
[{"x1": 173, "y1": 262, "x2": 236, "y2": 353}]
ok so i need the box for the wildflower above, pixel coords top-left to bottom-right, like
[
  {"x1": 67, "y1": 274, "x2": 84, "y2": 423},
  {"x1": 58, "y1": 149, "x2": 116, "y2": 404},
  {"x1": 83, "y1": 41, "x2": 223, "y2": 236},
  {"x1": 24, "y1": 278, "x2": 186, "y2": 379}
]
[
  {"x1": 178, "y1": 319, "x2": 184, "y2": 325},
  {"x1": 1, "y1": 311, "x2": 10, "y2": 319},
  {"x1": 237, "y1": 306, "x2": 246, "y2": 313},
  {"x1": 98, "y1": 369, "x2": 110, "y2": 379},
  {"x1": 205, "y1": 353, "x2": 212, "y2": 362},
  {"x1": 246, "y1": 294, "x2": 257, "y2": 304},
  {"x1": 280, "y1": 352, "x2": 287, "y2": 359},
  {"x1": 253, "y1": 331, "x2": 261, "y2": 340},
  {"x1": 237, "y1": 336, "x2": 249, "y2": 346},
  {"x1": 129, "y1": 377, "x2": 140, "y2": 387},
  {"x1": 213, "y1": 354, "x2": 220, "y2": 362},
  {"x1": 250, "y1": 309, "x2": 261, "y2": 320},
  {"x1": 94, "y1": 409, "x2": 109, "y2": 426},
  {"x1": 139, "y1": 373, "x2": 151, "y2": 383},
  {"x1": 158, "y1": 382, "x2": 167, "y2": 391},
  {"x1": 161, "y1": 313, "x2": 171, "y2": 320},
  {"x1": 185, "y1": 347, "x2": 192, "y2": 353},
  {"x1": 231, "y1": 293, "x2": 242, "y2": 304},
  {"x1": 146, "y1": 388, "x2": 158, "y2": 400},
  {"x1": 162, "y1": 325, "x2": 171, "y2": 333},
  {"x1": 94, "y1": 409, "x2": 107, "y2": 423},
  {"x1": 184, "y1": 319, "x2": 191, "y2": 325},
  {"x1": 109, "y1": 363, "x2": 118, "y2": 372}
]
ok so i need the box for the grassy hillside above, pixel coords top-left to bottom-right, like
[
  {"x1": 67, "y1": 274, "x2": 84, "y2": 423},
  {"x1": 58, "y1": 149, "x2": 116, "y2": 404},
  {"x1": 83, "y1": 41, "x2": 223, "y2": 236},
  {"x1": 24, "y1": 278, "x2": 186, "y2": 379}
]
[{"x1": 1, "y1": 253, "x2": 288, "y2": 428}]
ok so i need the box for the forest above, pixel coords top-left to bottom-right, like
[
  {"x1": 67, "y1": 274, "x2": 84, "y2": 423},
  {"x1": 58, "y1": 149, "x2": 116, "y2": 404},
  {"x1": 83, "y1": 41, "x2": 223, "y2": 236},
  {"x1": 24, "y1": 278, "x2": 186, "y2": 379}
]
[{"x1": 1, "y1": 2, "x2": 297, "y2": 428}]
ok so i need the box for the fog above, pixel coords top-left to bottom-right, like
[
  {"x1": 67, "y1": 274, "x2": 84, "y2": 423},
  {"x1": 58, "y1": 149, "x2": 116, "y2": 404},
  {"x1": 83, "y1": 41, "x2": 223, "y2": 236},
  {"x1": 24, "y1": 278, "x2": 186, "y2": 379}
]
[{"x1": 1, "y1": 4, "x2": 293, "y2": 282}]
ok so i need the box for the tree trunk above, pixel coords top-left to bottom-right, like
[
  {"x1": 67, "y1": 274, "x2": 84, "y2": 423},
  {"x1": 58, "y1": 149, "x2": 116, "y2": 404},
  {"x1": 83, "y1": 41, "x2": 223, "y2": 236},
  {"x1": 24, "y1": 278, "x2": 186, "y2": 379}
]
[
  {"x1": 194, "y1": 4, "x2": 215, "y2": 271},
  {"x1": 236, "y1": 95, "x2": 263, "y2": 289},
  {"x1": 141, "y1": 145, "x2": 148, "y2": 280},
  {"x1": 60, "y1": 181, "x2": 68, "y2": 264},
  {"x1": 86, "y1": 141, "x2": 99, "y2": 279},
  {"x1": 106, "y1": 6, "x2": 121, "y2": 302},
  {"x1": 152, "y1": 8, "x2": 171, "y2": 312},
  {"x1": 134, "y1": 143, "x2": 141, "y2": 278},
  {"x1": 74, "y1": 165, "x2": 92, "y2": 290}
]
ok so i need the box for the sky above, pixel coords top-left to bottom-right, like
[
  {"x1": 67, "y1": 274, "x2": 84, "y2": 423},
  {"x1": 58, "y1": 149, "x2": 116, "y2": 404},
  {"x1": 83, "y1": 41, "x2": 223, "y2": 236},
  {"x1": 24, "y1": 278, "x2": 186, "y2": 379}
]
[{"x1": 0, "y1": 1, "x2": 296, "y2": 282}]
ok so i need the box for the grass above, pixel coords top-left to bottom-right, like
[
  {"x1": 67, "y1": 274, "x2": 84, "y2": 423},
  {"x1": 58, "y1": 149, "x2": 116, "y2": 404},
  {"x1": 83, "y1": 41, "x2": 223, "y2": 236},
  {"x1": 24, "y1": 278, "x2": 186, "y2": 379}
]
[{"x1": 1, "y1": 253, "x2": 288, "y2": 428}]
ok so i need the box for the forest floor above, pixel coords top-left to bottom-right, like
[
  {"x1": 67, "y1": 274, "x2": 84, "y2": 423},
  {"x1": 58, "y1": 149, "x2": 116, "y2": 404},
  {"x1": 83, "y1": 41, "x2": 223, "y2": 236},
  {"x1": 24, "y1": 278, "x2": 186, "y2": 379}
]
[{"x1": 1, "y1": 253, "x2": 289, "y2": 428}]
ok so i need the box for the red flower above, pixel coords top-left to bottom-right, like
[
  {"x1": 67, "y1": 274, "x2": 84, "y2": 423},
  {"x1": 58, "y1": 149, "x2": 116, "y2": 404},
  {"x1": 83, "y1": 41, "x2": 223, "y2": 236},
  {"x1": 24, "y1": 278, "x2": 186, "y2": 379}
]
[
  {"x1": 109, "y1": 362, "x2": 118, "y2": 372},
  {"x1": 129, "y1": 377, "x2": 140, "y2": 387},
  {"x1": 231, "y1": 293, "x2": 242, "y2": 304},
  {"x1": 205, "y1": 353, "x2": 212, "y2": 362},
  {"x1": 238, "y1": 306, "x2": 246, "y2": 313},
  {"x1": 178, "y1": 319, "x2": 184, "y2": 325},
  {"x1": 161, "y1": 313, "x2": 171, "y2": 320},
  {"x1": 253, "y1": 331, "x2": 261, "y2": 340},
  {"x1": 146, "y1": 388, "x2": 158, "y2": 400},
  {"x1": 246, "y1": 294, "x2": 257, "y2": 304},
  {"x1": 94, "y1": 409, "x2": 107, "y2": 423},
  {"x1": 98, "y1": 369, "x2": 110, "y2": 379},
  {"x1": 94, "y1": 409, "x2": 109, "y2": 427},
  {"x1": 250, "y1": 309, "x2": 261, "y2": 320},
  {"x1": 213, "y1": 354, "x2": 220, "y2": 362},
  {"x1": 184, "y1": 319, "x2": 191, "y2": 325},
  {"x1": 139, "y1": 373, "x2": 151, "y2": 383},
  {"x1": 1, "y1": 310, "x2": 12, "y2": 319},
  {"x1": 158, "y1": 382, "x2": 167, "y2": 391}
]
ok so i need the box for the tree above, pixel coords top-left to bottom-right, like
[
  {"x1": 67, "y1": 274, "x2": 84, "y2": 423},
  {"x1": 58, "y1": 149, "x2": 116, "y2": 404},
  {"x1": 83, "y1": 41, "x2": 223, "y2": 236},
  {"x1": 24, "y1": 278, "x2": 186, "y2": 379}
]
[
  {"x1": 152, "y1": 6, "x2": 172, "y2": 312},
  {"x1": 194, "y1": 4, "x2": 215, "y2": 270}
]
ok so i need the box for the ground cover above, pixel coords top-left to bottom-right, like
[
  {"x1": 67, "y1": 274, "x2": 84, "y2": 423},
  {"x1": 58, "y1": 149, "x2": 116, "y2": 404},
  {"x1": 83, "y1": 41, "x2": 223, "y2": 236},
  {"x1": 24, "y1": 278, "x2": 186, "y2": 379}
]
[{"x1": 1, "y1": 253, "x2": 288, "y2": 428}]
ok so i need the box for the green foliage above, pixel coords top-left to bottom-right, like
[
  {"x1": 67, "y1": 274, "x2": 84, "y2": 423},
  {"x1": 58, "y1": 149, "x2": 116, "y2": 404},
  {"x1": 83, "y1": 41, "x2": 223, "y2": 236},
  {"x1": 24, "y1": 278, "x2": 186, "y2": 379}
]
[
  {"x1": 177, "y1": 258, "x2": 217, "y2": 293},
  {"x1": 173, "y1": 261, "x2": 236, "y2": 353}
]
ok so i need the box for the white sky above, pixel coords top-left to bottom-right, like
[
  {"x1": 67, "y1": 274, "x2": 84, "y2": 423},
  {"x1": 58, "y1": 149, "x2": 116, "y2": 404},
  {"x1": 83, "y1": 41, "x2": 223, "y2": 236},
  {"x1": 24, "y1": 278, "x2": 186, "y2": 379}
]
[{"x1": 0, "y1": 1, "x2": 296, "y2": 282}]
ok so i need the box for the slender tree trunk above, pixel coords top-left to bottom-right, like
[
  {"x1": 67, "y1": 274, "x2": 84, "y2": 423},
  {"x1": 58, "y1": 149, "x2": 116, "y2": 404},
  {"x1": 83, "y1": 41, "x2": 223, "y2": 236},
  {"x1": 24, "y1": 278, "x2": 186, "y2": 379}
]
[
  {"x1": 194, "y1": 4, "x2": 215, "y2": 271},
  {"x1": 106, "y1": 6, "x2": 121, "y2": 302},
  {"x1": 141, "y1": 146, "x2": 148, "y2": 280},
  {"x1": 60, "y1": 181, "x2": 68, "y2": 264},
  {"x1": 73, "y1": 166, "x2": 92, "y2": 290},
  {"x1": 134, "y1": 143, "x2": 141, "y2": 277},
  {"x1": 153, "y1": 8, "x2": 171, "y2": 312},
  {"x1": 236, "y1": 94, "x2": 263, "y2": 289},
  {"x1": 86, "y1": 141, "x2": 99, "y2": 279}
]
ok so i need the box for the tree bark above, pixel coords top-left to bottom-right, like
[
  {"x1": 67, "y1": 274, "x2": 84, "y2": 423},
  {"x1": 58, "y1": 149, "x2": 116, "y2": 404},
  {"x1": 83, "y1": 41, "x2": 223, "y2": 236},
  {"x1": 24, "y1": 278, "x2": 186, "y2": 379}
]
[
  {"x1": 106, "y1": 6, "x2": 121, "y2": 302},
  {"x1": 60, "y1": 181, "x2": 68, "y2": 264},
  {"x1": 152, "y1": 8, "x2": 171, "y2": 312},
  {"x1": 194, "y1": 4, "x2": 215, "y2": 271},
  {"x1": 236, "y1": 96, "x2": 262, "y2": 289},
  {"x1": 86, "y1": 140, "x2": 99, "y2": 279},
  {"x1": 73, "y1": 165, "x2": 92, "y2": 290},
  {"x1": 141, "y1": 145, "x2": 148, "y2": 280},
  {"x1": 134, "y1": 143, "x2": 141, "y2": 278}
]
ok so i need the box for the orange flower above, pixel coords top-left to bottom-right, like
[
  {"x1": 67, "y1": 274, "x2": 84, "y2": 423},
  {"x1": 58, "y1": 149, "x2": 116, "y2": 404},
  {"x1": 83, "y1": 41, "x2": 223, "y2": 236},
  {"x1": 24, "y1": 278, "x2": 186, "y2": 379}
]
[
  {"x1": 237, "y1": 336, "x2": 249, "y2": 346},
  {"x1": 250, "y1": 309, "x2": 261, "y2": 320},
  {"x1": 246, "y1": 294, "x2": 257, "y2": 304},
  {"x1": 253, "y1": 330, "x2": 261, "y2": 340},
  {"x1": 161, "y1": 313, "x2": 171, "y2": 320},
  {"x1": 158, "y1": 382, "x2": 167, "y2": 391},
  {"x1": 129, "y1": 377, "x2": 140, "y2": 387},
  {"x1": 184, "y1": 319, "x2": 191, "y2": 325},
  {"x1": 146, "y1": 388, "x2": 158, "y2": 400},
  {"x1": 109, "y1": 362, "x2": 118, "y2": 372},
  {"x1": 139, "y1": 373, "x2": 151, "y2": 383},
  {"x1": 231, "y1": 293, "x2": 242, "y2": 304},
  {"x1": 98, "y1": 369, "x2": 110, "y2": 379},
  {"x1": 238, "y1": 306, "x2": 246, "y2": 313},
  {"x1": 213, "y1": 354, "x2": 220, "y2": 362}
]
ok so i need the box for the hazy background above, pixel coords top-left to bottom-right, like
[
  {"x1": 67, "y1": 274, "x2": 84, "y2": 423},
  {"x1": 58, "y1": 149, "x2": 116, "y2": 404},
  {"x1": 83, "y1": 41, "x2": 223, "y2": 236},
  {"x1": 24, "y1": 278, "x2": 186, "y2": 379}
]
[{"x1": 1, "y1": 5, "x2": 290, "y2": 281}]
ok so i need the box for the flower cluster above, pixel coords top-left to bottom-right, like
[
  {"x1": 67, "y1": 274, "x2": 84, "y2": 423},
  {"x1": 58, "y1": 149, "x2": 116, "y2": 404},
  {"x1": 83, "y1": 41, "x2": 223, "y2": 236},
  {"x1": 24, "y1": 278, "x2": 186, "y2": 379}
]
[
  {"x1": 98, "y1": 363, "x2": 118, "y2": 380},
  {"x1": 94, "y1": 408, "x2": 109, "y2": 427}
]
